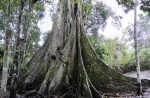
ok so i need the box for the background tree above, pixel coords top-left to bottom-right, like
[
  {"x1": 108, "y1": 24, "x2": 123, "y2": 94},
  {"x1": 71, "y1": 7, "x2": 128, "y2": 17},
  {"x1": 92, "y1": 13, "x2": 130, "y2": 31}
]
[
  {"x1": 133, "y1": 0, "x2": 142, "y2": 95},
  {"x1": 0, "y1": 0, "x2": 45, "y2": 97},
  {"x1": 0, "y1": 0, "x2": 11, "y2": 97},
  {"x1": 116, "y1": 0, "x2": 150, "y2": 95},
  {"x1": 122, "y1": 13, "x2": 150, "y2": 72}
]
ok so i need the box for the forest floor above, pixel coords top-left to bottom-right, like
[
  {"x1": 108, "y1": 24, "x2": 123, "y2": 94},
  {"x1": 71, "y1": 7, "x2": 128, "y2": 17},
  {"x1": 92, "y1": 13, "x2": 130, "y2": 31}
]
[
  {"x1": 103, "y1": 70, "x2": 150, "y2": 98},
  {"x1": 1, "y1": 70, "x2": 150, "y2": 98},
  {"x1": 121, "y1": 70, "x2": 150, "y2": 98},
  {"x1": 124, "y1": 70, "x2": 150, "y2": 80}
]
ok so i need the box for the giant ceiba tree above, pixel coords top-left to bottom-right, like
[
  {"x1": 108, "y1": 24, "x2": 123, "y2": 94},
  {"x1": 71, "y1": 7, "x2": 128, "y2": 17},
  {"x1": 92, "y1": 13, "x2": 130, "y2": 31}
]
[{"x1": 18, "y1": 0, "x2": 149, "y2": 97}]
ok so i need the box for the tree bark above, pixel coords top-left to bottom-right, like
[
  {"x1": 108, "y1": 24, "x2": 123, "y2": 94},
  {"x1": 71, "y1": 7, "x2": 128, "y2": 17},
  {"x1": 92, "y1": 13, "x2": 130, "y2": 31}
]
[
  {"x1": 10, "y1": 1, "x2": 25, "y2": 98},
  {"x1": 0, "y1": 0, "x2": 11, "y2": 97},
  {"x1": 134, "y1": 0, "x2": 142, "y2": 95},
  {"x1": 18, "y1": 0, "x2": 146, "y2": 97}
]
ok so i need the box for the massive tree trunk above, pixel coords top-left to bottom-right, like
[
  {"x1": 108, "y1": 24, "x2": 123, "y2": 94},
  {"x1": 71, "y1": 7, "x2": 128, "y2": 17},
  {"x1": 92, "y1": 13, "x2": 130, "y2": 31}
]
[{"x1": 18, "y1": 0, "x2": 148, "y2": 97}]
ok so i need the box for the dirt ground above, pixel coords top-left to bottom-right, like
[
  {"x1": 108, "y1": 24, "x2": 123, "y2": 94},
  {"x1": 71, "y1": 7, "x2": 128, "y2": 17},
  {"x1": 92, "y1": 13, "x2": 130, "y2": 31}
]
[{"x1": 124, "y1": 70, "x2": 150, "y2": 80}]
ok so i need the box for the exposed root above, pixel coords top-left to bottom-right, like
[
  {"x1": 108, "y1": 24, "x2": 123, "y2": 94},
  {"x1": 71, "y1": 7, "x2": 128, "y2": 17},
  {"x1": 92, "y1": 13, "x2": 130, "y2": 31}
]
[
  {"x1": 59, "y1": 91, "x2": 71, "y2": 98},
  {"x1": 88, "y1": 77, "x2": 105, "y2": 97}
]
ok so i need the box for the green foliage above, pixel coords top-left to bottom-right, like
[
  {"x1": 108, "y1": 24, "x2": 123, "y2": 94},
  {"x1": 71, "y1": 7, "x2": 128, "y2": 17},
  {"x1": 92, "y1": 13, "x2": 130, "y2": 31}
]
[
  {"x1": 88, "y1": 34, "x2": 150, "y2": 73},
  {"x1": 121, "y1": 48, "x2": 150, "y2": 73},
  {"x1": 23, "y1": 11, "x2": 28, "y2": 17},
  {"x1": 22, "y1": 27, "x2": 41, "y2": 65},
  {"x1": 83, "y1": 0, "x2": 92, "y2": 15},
  {"x1": 116, "y1": 0, "x2": 134, "y2": 13},
  {"x1": 116, "y1": 0, "x2": 150, "y2": 14},
  {"x1": 116, "y1": 0, "x2": 134, "y2": 8},
  {"x1": 97, "y1": 2, "x2": 110, "y2": 21},
  {"x1": 139, "y1": 48, "x2": 150, "y2": 70},
  {"x1": 0, "y1": 0, "x2": 45, "y2": 70},
  {"x1": 88, "y1": 35, "x2": 106, "y2": 59},
  {"x1": 139, "y1": 48, "x2": 150, "y2": 61},
  {"x1": 102, "y1": 38, "x2": 131, "y2": 71},
  {"x1": 140, "y1": 1, "x2": 150, "y2": 14},
  {"x1": 88, "y1": 35, "x2": 133, "y2": 72},
  {"x1": 74, "y1": 0, "x2": 78, "y2": 4},
  {"x1": 33, "y1": 2, "x2": 45, "y2": 11},
  {"x1": 85, "y1": 1, "x2": 115, "y2": 36}
]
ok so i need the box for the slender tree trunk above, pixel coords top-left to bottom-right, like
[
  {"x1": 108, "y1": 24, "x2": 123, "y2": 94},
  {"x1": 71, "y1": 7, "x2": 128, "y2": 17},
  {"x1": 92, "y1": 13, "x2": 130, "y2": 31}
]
[
  {"x1": 12, "y1": 0, "x2": 25, "y2": 76},
  {"x1": 0, "y1": 0, "x2": 11, "y2": 97},
  {"x1": 10, "y1": 1, "x2": 25, "y2": 98},
  {"x1": 134, "y1": 0, "x2": 142, "y2": 95}
]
